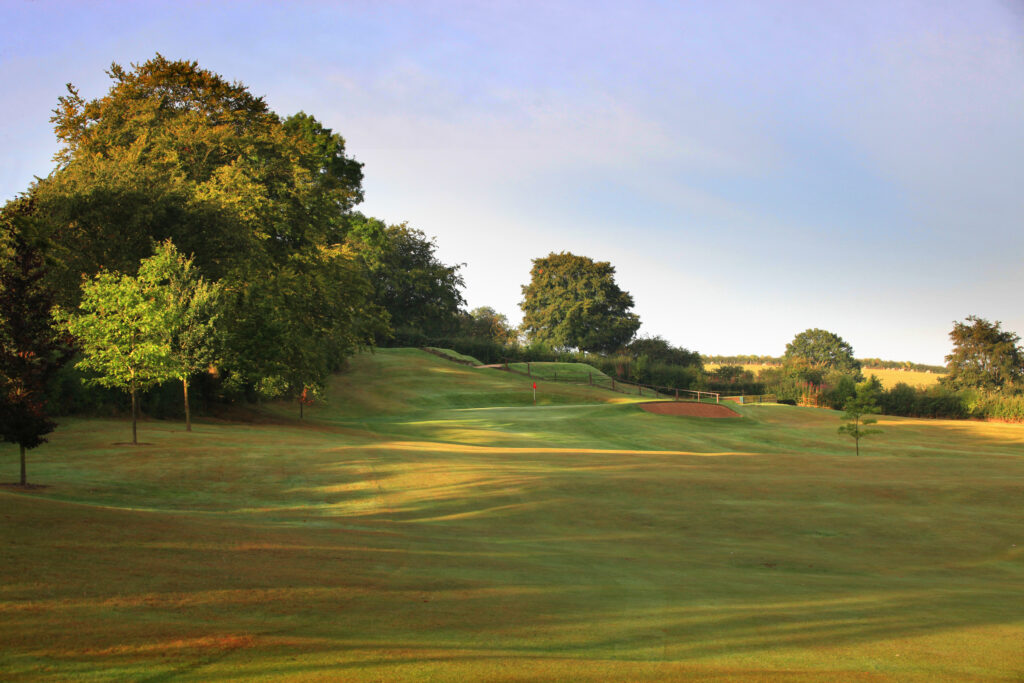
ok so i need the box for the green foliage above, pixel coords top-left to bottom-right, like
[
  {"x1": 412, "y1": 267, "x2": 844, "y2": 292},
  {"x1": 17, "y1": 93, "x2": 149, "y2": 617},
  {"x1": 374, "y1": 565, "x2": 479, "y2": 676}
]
[
  {"x1": 222, "y1": 244, "x2": 379, "y2": 402},
  {"x1": 22, "y1": 56, "x2": 380, "y2": 401},
  {"x1": 361, "y1": 221, "x2": 465, "y2": 343},
  {"x1": 520, "y1": 252, "x2": 640, "y2": 353},
  {"x1": 458, "y1": 307, "x2": 518, "y2": 345},
  {"x1": 784, "y1": 328, "x2": 861, "y2": 377},
  {"x1": 57, "y1": 269, "x2": 174, "y2": 392},
  {"x1": 838, "y1": 382, "x2": 882, "y2": 455},
  {"x1": 942, "y1": 315, "x2": 1024, "y2": 392},
  {"x1": 56, "y1": 249, "x2": 178, "y2": 442},
  {"x1": 627, "y1": 335, "x2": 702, "y2": 368},
  {"x1": 140, "y1": 240, "x2": 221, "y2": 429}
]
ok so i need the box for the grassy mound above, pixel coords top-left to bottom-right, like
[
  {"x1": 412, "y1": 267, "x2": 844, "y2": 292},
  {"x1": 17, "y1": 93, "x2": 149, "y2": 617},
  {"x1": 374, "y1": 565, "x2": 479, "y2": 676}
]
[
  {"x1": 506, "y1": 360, "x2": 611, "y2": 382},
  {"x1": 423, "y1": 347, "x2": 484, "y2": 366},
  {"x1": 2, "y1": 348, "x2": 1022, "y2": 680}
]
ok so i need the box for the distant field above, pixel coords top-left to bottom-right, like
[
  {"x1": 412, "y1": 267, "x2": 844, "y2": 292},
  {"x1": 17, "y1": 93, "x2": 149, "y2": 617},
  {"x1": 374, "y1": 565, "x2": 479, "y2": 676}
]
[
  {"x1": 708, "y1": 363, "x2": 944, "y2": 388},
  {"x1": 2, "y1": 349, "x2": 1019, "y2": 681}
]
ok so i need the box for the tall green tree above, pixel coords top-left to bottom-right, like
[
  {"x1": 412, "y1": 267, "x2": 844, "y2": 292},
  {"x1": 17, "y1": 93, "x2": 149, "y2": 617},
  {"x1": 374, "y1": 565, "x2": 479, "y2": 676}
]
[
  {"x1": 784, "y1": 328, "x2": 861, "y2": 379},
  {"x1": 56, "y1": 263, "x2": 176, "y2": 445},
  {"x1": 520, "y1": 252, "x2": 640, "y2": 353},
  {"x1": 143, "y1": 241, "x2": 221, "y2": 431},
  {"x1": 360, "y1": 220, "x2": 465, "y2": 342},
  {"x1": 0, "y1": 214, "x2": 69, "y2": 485},
  {"x1": 943, "y1": 316, "x2": 1024, "y2": 393},
  {"x1": 23, "y1": 55, "x2": 379, "y2": 397}
]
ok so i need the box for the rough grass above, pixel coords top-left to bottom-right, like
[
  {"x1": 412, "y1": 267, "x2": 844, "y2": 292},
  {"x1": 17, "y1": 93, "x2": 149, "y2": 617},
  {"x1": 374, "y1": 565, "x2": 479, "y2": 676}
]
[{"x1": 1, "y1": 349, "x2": 1021, "y2": 681}]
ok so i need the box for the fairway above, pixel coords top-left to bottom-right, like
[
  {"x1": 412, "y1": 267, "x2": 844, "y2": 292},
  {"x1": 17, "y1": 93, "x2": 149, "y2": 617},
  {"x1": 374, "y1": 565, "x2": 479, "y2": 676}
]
[{"x1": 2, "y1": 349, "x2": 1022, "y2": 681}]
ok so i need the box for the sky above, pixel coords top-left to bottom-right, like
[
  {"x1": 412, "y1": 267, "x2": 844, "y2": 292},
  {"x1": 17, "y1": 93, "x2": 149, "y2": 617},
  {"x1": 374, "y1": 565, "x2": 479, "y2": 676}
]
[{"x1": 2, "y1": 0, "x2": 1022, "y2": 365}]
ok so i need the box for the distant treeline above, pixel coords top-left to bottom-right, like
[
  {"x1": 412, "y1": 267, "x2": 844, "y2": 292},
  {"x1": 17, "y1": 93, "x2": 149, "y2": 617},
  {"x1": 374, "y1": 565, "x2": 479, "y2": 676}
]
[
  {"x1": 776, "y1": 378, "x2": 1024, "y2": 422},
  {"x1": 703, "y1": 355, "x2": 945, "y2": 373}
]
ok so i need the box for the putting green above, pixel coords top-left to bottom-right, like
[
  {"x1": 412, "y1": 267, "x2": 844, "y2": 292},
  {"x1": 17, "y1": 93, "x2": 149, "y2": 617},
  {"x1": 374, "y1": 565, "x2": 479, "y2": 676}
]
[{"x1": 1, "y1": 349, "x2": 1022, "y2": 680}]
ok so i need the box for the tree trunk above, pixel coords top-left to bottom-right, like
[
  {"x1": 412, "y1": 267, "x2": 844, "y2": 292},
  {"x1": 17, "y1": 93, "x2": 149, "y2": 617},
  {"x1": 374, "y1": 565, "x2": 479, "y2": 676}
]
[
  {"x1": 183, "y1": 377, "x2": 191, "y2": 432},
  {"x1": 299, "y1": 399, "x2": 304, "y2": 419},
  {"x1": 19, "y1": 444, "x2": 26, "y2": 486},
  {"x1": 131, "y1": 380, "x2": 138, "y2": 445}
]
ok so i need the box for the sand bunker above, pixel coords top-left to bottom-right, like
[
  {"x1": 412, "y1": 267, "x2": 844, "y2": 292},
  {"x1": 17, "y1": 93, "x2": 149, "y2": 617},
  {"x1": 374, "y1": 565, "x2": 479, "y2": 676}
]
[{"x1": 639, "y1": 401, "x2": 740, "y2": 418}]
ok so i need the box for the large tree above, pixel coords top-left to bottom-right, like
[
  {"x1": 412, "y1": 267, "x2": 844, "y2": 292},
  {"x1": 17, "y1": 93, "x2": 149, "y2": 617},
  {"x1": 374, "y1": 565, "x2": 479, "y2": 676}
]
[
  {"x1": 0, "y1": 211, "x2": 69, "y2": 485},
  {"x1": 943, "y1": 316, "x2": 1024, "y2": 392},
  {"x1": 520, "y1": 252, "x2": 640, "y2": 353},
  {"x1": 359, "y1": 219, "x2": 465, "y2": 342},
  {"x1": 24, "y1": 55, "x2": 379, "y2": 396},
  {"x1": 783, "y1": 328, "x2": 861, "y2": 378}
]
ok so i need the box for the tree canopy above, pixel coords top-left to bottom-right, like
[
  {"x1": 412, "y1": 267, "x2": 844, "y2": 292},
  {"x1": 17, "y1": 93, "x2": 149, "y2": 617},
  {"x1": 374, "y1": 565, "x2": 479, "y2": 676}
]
[
  {"x1": 520, "y1": 252, "x2": 640, "y2": 353},
  {"x1": 943, "y1": 316, "x2": 1024, "y2": 392},
  {"x1": 784, "y1": 328, "x2": 861, "y2": 377},
  {"x1": 361, "y1": 220, "x2": 465, "y2": 343},
  {"x1": 626, "y1": 335, "x2": 701, "y2": 368},
  {"x1": 22, "y1": 55, "x2": 384, "y2": 400},
  {"x1": 459, "y1": 307, "x2": 518, "y2": 345}
]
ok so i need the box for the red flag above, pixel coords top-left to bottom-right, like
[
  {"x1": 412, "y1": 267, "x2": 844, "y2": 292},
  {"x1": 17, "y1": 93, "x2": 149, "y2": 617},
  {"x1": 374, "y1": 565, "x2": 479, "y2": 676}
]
[{"x1": 532, "y1": 382, "x2": 537, "y2": 389}]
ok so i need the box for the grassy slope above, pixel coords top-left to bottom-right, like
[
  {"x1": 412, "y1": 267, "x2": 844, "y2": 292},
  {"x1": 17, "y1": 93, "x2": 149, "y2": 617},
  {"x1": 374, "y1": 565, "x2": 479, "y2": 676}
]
[
  {"x1": 506, "y1": 361, "x2": 611, "y2": 382},
  {"x1": 1, "y1": 349, "x2": 1022, "y2": 681}
]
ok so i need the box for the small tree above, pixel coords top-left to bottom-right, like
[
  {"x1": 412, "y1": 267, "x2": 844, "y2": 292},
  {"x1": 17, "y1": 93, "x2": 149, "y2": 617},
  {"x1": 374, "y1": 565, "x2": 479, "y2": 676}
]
[
  {"x1": 0, "y1": 231, "x2": 69, "y2": 484},
  {"x1": 57, "y1": 263, "x2": 175, "y2": 445},
  {"x1": 143, "y1": 241, "x2": 221, "y2": 431},
  {"x1": 838, "y1": 381, "x2": 882, "y2": 456}
]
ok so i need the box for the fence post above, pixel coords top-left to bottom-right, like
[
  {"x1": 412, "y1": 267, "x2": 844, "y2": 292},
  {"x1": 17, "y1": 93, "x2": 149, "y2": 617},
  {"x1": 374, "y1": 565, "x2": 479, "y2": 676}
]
[
  {"x1": 675, "y1": 388, "x2": 678, "y2": 401},
  {"x1": 527, "y1": 362, "x2": 531, "y2": 377},
  {"x1": 611, "y1": 378, "x2": 615, "y2": 391}
]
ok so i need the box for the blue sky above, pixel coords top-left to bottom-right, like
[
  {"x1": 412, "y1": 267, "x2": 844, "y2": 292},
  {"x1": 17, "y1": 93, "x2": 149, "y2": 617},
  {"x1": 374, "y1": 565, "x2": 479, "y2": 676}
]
[{"x1": 2, "y1": 0, "x2": 1022, "y2": 364}]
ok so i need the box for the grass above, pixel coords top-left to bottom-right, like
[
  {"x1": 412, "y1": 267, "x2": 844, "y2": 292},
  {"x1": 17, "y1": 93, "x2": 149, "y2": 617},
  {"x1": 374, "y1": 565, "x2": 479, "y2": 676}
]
[
  {"x1": 423, "y1": 347, "x2": 484, "y2": 366},
  {"x1": 1, "y1": 348, "x2": 1021, "y2": 681},
  {"x1": 708, "y1": 363, "x2": 944, "y2": 389},
  {"x1": 506, "y1": 361, "x2": 611, "y2": 382}
]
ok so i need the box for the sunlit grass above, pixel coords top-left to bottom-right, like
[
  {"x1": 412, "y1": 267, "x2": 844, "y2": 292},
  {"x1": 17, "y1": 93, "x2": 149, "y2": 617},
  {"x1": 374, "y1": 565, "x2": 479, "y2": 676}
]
[{"x1": 1, "y1": 349, "x2": 1020, "y2": 680}]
